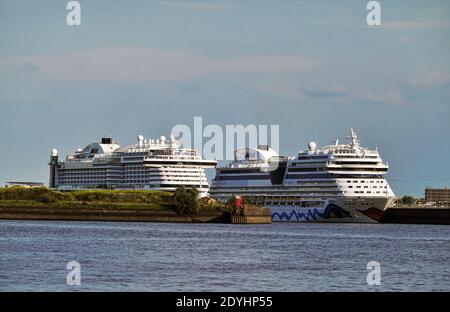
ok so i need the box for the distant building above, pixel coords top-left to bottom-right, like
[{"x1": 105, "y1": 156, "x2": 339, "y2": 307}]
[
  {"x1": 425, "y1": 187, "x2": 450, "y2": 207},
  {"x1": 6, "y1": 181, "x2": 45, "y2": 188}
]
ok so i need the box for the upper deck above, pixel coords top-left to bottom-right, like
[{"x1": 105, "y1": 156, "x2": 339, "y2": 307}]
[{"x1": 58, "y1": 135, "x2": 217, "y2": 168}]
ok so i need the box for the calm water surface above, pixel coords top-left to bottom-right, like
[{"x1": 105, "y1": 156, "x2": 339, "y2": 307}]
[{"x1": 0, "y1": 220, "x2": 449, "y2": 291}]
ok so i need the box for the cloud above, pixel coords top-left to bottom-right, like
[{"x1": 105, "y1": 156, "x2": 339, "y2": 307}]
[
  {"x1": 351, "y1": 88, "x2": 406, "y2": 106},
  {"x1": 180, "y1": 84, "x2": 202, "y2": 93},
  {"x1": 21, "y1": 62, "x2": 39, "y2": 72},
  {"x1": 380, "y1": 21, "x2": 450, "y2": 30},
  {"x1": 258, "y1": 81, "x2": 406, "y2": 106},
  {"x1": 295, "y1": 1, "x2": 332, "y2": 12},
  {"x1": 155, "y1": 1, "x2": 233, "y2": 12},
  {"x1": 409, "y1": 71, "x2": 450, "y2": 87},
  {"x1": 219, "y1": 56, "x2": 319, "y2": 73},
  {"x1": 256, "y1": 82, "x2": 305, "y2": 101},
  {"x1": 298, "y1": 85, "x2": 347, "y2": 98},
  {"x1": 0, "y1": 46, "x2": 319, "y2": 83}
]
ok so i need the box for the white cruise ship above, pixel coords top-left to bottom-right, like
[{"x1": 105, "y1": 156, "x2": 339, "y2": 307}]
[
  {"x1": 49, "y1": 135, "x2": 217, "y2": 197},
  {"x1": 210, "y1": 129, "x2": 395, "y2": 223}
]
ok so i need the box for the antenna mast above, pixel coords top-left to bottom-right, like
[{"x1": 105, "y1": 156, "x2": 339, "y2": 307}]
[{"x1": 349, "y1": 128, "x2": 359, "y2": 148}]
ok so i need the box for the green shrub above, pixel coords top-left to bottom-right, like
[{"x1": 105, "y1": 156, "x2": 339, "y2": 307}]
[
  {"x1": 402, "y1": 195, "x2": 416, "y2": 205},
  {"x1": 197, "y1": 197, "x2": 229, "y2": 212},
  {"x1": 171, "y1": 186, "x2": 199, "y2": 215},
  {"x1": 226, "y1": 195, "x2": 238, "y2": 210},
  {"x1": 0, "y1": 187, "x2": 174, "y2": 205},
  {"x1": 71, "y1": 190, "x2": 171, "y2": 203},
  {"x1": 0, "y1": 187, "x2": 75, "y2": 202}
]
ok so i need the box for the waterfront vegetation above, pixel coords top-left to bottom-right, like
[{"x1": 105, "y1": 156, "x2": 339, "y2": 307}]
[
  {"x1": 172, "y1": 186, "x2": 199, "y2": 215},
  {"x1": 0, "y1": 186, "x2": 228, "y2": 214},
  {"x1": 401, "y1": 195, "x2": 416, "y2": 205}
]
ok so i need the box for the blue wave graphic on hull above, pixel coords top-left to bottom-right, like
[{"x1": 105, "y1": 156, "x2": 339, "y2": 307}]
[
  {"x1": 271, "y1": 203, "x2": 352, "y2": 221},
  {"x1": 272, "y1": 208, "x2": 325, "y2": 221}
]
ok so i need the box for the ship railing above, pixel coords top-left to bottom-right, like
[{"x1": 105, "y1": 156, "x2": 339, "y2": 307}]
[{"x1": 226, "y1": 160, "x2": 266, "y2": 168}]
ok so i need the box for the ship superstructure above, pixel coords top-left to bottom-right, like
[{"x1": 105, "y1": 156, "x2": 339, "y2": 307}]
[{"x1": 49, "y1": 135, "x2": 217, "y2": 197}]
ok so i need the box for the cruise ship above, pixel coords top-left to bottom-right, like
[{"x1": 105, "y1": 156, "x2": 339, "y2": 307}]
[
  {"x1": 49, "y1": 135, "x2": 217, "y2": 197},
  {"x1": 210, "y1": 129, "x2": 395, "y2": 223}
]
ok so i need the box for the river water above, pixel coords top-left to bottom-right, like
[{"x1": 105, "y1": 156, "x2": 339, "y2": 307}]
[{"x1": 0, "y1": 220, "x2": 449, "y2": 291}]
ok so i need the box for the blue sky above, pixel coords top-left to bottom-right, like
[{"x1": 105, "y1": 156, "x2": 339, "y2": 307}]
[{"x1": 0, "y1": 0, "x2": 449, "y2": 196}]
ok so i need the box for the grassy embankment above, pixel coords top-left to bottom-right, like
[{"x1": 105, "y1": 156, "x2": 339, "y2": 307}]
[{"x1": 0, "y1": 187, "x2": 229, "y2": 222}]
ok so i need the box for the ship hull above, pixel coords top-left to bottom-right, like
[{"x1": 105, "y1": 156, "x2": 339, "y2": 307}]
[{"x1": 270, "y1": 197, "x2": 395, "y2": 223}]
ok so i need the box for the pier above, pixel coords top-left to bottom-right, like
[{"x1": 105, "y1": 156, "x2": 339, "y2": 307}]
[
  {"x1": 230, "y1": 206, "x2": 272, "y2": 224},
  {"x1": 380, "y1": 207, "x2": 450, "y2": 225}
]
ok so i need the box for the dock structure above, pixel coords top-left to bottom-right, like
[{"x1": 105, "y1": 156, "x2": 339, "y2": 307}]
[
  {"x1": 231, "y1": 206, "x2": 272, "y2": 224},
  {"x1": 380, "y1": 207, "x2": 450, "y2": 225}
]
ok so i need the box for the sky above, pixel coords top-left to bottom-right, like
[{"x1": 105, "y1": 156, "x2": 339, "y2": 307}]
[{"x1": 0, "y1": 0, "x2": 449, "y2": 196}]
